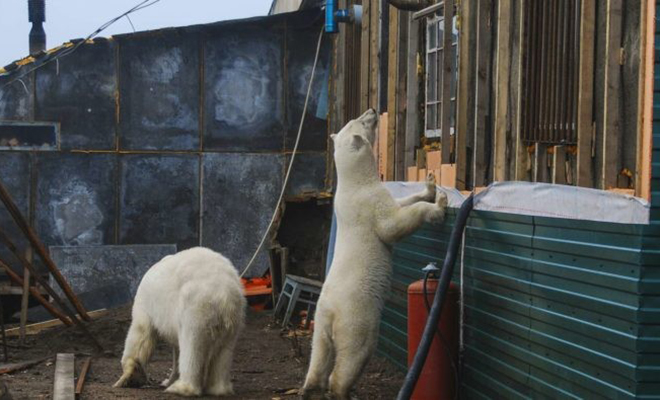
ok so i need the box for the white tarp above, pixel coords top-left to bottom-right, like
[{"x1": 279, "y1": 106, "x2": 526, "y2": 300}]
[{"x1": 384, "y1": 181, "x2": 650, "y2": 225}]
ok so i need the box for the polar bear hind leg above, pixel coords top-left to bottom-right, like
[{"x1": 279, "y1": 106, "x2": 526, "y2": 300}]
[
  {"x1": 165, "y1": 314, "x2": 209, "y2": 397},
  {"x1": 301, "y1": 309, "x2": 335, "y2": 398},
  {"x1": 113, "y1": 311, "x2": 155, "y2": 388}
]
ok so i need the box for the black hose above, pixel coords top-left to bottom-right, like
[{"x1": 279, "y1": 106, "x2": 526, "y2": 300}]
[{"x1": 397, "y1": 194, "x2": 474, "y2": 400}]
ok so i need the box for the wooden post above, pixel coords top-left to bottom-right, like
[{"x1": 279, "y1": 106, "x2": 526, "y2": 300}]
[
  {"x1": 635, "y1": 0, "x2": 655, "y2": 200},
  {"x1": 19, "y1": 248, "x2": 32, "y2": 344},
  {"x1": 394, "y1": 11, "x2": 409, "y2": 181},
  {"x1": 514, "y1": 0, "x2": 529, "y2": 181},
  {"x1": 601, "y1": 0, "x2": 622, "y2": 189},
  {"x1": 576, "y1": 0, "x2": 596, "y2": 188},
  {"x1": 53, "y1": 353, "x2": 75, "y2": 400},
  {"x1": 473, "y1": 0, "x2": 493, "y2": 187},
  {"x1": 455, "y1": 0, "x2": 471, "y2": 189},
  {"x1": 387, "y1": 5, "x2": 398, "y2": 181},
  {"x1": 552, "y1": 145, "x2": 567, "y2": 184},
  {"x1": 493, "y1": 0, "x2": 512, "y2": 182},
  {"x1": 404, "y1": 16, "x2": 421, "y2": 170},
  {"x1": 440, "y1": 0, "x2": 455, "y2": 164},
  {"x1": 360, "y1": 0, "x2": 371, "y2": 112}
]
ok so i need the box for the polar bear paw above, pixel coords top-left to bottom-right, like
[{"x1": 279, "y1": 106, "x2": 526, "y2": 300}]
[
  {"x1": 425, "y1": 173, "x2": 437, "y2": 202},
  {"x1": 436, "y1": 191, "x2": 448, "y2": 209},
  {"x1": 165, "y1": 380, "x2": 202, "y2": 397}
]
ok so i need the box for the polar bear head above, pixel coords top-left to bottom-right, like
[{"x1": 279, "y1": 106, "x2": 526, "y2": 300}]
[{"x1": 331, "y1": 109, "x2": 378, "y2": 178}]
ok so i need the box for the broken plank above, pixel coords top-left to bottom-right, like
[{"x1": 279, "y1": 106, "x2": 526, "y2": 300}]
[
  {"x1": 601, "y1": 0, "x2": 623, "y2": 189},
  {"x1": 75, "y1": 358, "x2": 91, "y2": 396},
  {"x1": 5, "y1": 309, "x2": 106, "y2": 337},
  {"x1": 53, "y1": 353, "x2": 75, "y2": 400},
  {"x1": 0, "y1": 356, "x2": 50, "y2": 375}
]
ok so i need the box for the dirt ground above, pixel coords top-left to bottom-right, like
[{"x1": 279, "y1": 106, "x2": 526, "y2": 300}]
[{"x1": 0, "y1": 305, "x2": 404, "y2": 399}]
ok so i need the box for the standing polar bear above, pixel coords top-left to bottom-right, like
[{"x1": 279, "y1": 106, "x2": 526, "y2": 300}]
[
  {"x1": 114, "y1": 247, "x2": 246, "y2": 397},
  {"x1": 301, "y1": 109, "x2": 448, "y2": 399}
]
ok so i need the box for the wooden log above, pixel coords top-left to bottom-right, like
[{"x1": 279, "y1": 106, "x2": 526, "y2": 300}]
[
  {"x1": 440, "y1": 0, "x2": 455, "y2": 164},
  {"x1": 601, "y1": 0, "x2": 622, "y2": 189},
  {"x1": 404, "y1": 16, "x2": 421, "y2": 170},
  {"x1": 53, "y1": 353, "x2": 75, "y2": 400},
  {"x1": 493, "y1": 0, "x2": 512, "y2": 182},
  {"x1": 0, "y1": 178, "x2": 90, "y2": 321},
  {"x1": 473, "y1": 0, "x2": 493, "y2": 187},
  {"x1": 576, "y1": 0, "x2": 596, "y2": 188},
  {"x1": 635, "y1": 0, "x2": 655, "y2": 200}
]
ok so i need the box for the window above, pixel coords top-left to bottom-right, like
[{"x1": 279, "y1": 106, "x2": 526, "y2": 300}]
[{"x1": 424, "y1": 5, "x2": 458, "y2": 139}]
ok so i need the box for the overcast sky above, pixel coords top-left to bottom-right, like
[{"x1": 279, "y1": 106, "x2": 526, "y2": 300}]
[{"x1": 0, "y1": 0, "x2": 273, "y2": 65}]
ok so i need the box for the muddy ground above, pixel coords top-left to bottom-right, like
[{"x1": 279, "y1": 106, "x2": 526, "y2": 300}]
[{"x1": 0, "y1": 305, "x2": 404, "y2": 399}]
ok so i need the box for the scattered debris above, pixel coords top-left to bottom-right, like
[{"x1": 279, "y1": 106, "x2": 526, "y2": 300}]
[{"x1": 0, "y1": 356, "x2": 51, "y2": 375}]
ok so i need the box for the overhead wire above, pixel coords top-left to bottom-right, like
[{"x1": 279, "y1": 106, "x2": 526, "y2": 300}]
[{"x1": 0, "y1": 0, "x2": 161, "y2": 91}]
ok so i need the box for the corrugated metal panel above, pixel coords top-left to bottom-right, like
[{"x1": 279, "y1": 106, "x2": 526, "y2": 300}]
[{"x1": 379, "y1": 210, "x2": 660, "y2": 398}]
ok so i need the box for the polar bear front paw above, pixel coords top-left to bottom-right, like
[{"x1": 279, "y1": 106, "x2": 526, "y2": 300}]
[
  {"x1": 165, "y1": 380, "x2": 202, "y2": 397},
  {"x1": 436, "y1": 191, "x2": 448, "y2": 209},
  {"x1": 424, "y1": 173, "x2": 437, "y2": 202}
]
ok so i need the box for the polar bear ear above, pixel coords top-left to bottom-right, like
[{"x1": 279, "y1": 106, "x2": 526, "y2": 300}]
[
  {"x1": 330, "y1": 133, "x2": 338, "y2": 141},
  {"x1": 351, "y1": 134, "x2": 367, "y2": 150}
]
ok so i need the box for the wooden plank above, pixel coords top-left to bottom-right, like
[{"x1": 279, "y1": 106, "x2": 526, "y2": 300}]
[
  {"x1": 5, "y1": 310, "x2": 107, "y2": 337},
  {"x1": 415, "y1": 148, "x2": 427, "y2": 169},
  {"x1": 426, "y1": 150, "x2": 442, "y2": 171},
  {"x1": 387, "y1": 5, "x2": 398, "y2": 181},
  {"x1": 635, "y1": 0, "x2": 655, "y2": 200},
  {"x1": 493, "y1": 0, "x2": 512, "y2": 181},
  {"x1": 440, "y1": 0, "x2": 455, "y2": 164},
  {"x1": 75, "y1": 358, "x2": 92, "y2": 396},
  {"x1": 576, "y1": 0, "x2": 596, "y2": 187},
  {"x1": 407, "y1": 166, "x2": 419, "y2": 181},
  {"x1": 514, "y1": 0, "x2": 529, "y2": 181},
  {"x1": 370, "y1": 0, "x2": 380, "y2": 110},
  {"x1": 455, "y1": 0, "x2": 471, "y2": 189},
  {"x1": 552, "y1": 145, "x2": 567, "y2": 184},
  {"x1": 395, "y1": 11, "x2": 409, "y2": 180},
  {"x1": 601, "y1": 0, "x2": 623, "y2": 189},
  {"x1": 441, "y1": 164, "x2": 457, "y2": 187},
  {"x1": 53, "y1": 353, "x2": 75, "y2": 400},
  {"x1": 472, "y1": 0, "x2": 493, "y2": 187},
  {"x1": 0, "y1": 356, "x2": 50, "y2": 375},
  {"x1": 417, "y1": 168, "x2": 427, "y2": 182},
  {"x1": 360, "y1": 0, "x2": 371, "y2": 111},
  {"x1": 378, "y1": 112, "x2": 389, "y2": 180},
  {"x1": 404, "y1": 16, "x2": 421, "y2": 170}
]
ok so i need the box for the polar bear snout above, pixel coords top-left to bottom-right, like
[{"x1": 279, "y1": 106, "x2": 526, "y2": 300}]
[{"x1": 357, "y1": 108, "x2": 378, "y2": 129}]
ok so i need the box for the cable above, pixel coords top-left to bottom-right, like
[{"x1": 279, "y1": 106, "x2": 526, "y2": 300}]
[
  {"x1": 422, "y1": 271, "x2": 459, "y2": 400},
  {"x1": 240, "y1": 26, "x2": 325, "y2": 279},
  {"x1": 0, "y1": 0, "x2": 161, "y2": 90}
]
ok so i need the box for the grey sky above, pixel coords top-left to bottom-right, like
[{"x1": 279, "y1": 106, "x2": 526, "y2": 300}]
[{"x1": 0, "y1": 0, "x2": 273, "y2": 65}]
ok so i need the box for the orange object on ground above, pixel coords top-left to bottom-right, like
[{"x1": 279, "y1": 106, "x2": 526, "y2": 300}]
[
  {"x1": 407, "y1": 280, "x2": 459, "y2": 400},
  {"x1": 242, "y1": 275, "x2": 273, "y2": 311}
]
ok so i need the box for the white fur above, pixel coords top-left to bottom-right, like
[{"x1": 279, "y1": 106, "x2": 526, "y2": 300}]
[
  {"x1": 113, "y1": 247, "x2": 246, "y2": 397},
  {"x1": 301, "y1": 109, "x2": 447, "y2": 399}
]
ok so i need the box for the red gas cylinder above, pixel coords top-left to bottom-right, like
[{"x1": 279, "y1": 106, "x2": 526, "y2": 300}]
[{"x1": 407, "y1": 279, "x2": 459, "y2": 400}]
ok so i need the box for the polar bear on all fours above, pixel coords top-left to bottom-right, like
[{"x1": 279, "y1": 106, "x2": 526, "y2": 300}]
[
  {"x1": 301, "y1": 109, "x2": 448, "y2": 400},
  {"x1": 113, "y1": 247, "x2": 246, "y2": 397}
]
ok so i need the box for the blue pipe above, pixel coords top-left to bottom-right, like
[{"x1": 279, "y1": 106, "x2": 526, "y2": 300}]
[{"x1": 325, "y1": 0, "x2": 338, "y2": 33}]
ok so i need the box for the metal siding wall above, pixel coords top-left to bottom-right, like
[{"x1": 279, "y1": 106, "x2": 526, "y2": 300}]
[{"x1": 380, "y1": 210, "x2": 660, "y2": 398}]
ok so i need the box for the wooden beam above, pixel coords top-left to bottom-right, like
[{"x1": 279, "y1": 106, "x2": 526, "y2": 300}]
[
  {"x1": 576, "y1": 0, "x2": 596, "y2": 188},
  {"x1": 473, "y1": 0, "x2": 493, "y2": 187},
  {"x1": 53, "y1": 353, "x2": 75, "y2": 400},
  {"x1": 19, "y1": 248, "x2": 32, "y2": 344},
  {"x1": 636, "y1": 0, "x2": 655, "y2": 200},
  {"x1": 601, "y1": 0, "x2": 623, "y2": 189},
  {"x1": 395, "y1": 11, "x2": 409, "y2": 180},
  {"x1": 387, "y1": 5, "x2": 398, "y2": 181},
  {"x1": 360, "y1": 0, "x2": 371, "y2": 112},
  {"x1": 455, "y1": 0, "x2": 471, "y2": 189},
  {"x1": 552, "y1": 145, "x2": 567, "y2": 184},
  {"x1": 404, "y1": 16, "x2": 421, "y2": 170},
  {"x1": 514, "y1": 0, "x2": 529, "y2": 181},
  {"x1": 370, "y1": 0, "x2": 380, "y2": 110},
  {"x1": 440, "y1": 0, "x2": 455, "y2": 164},
  {"x1": 493, "y1": 0, "x2": 512, "y2": 181},
  {"x1": 5, "y1": 310, "x2": 106, "y2": 337}
]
